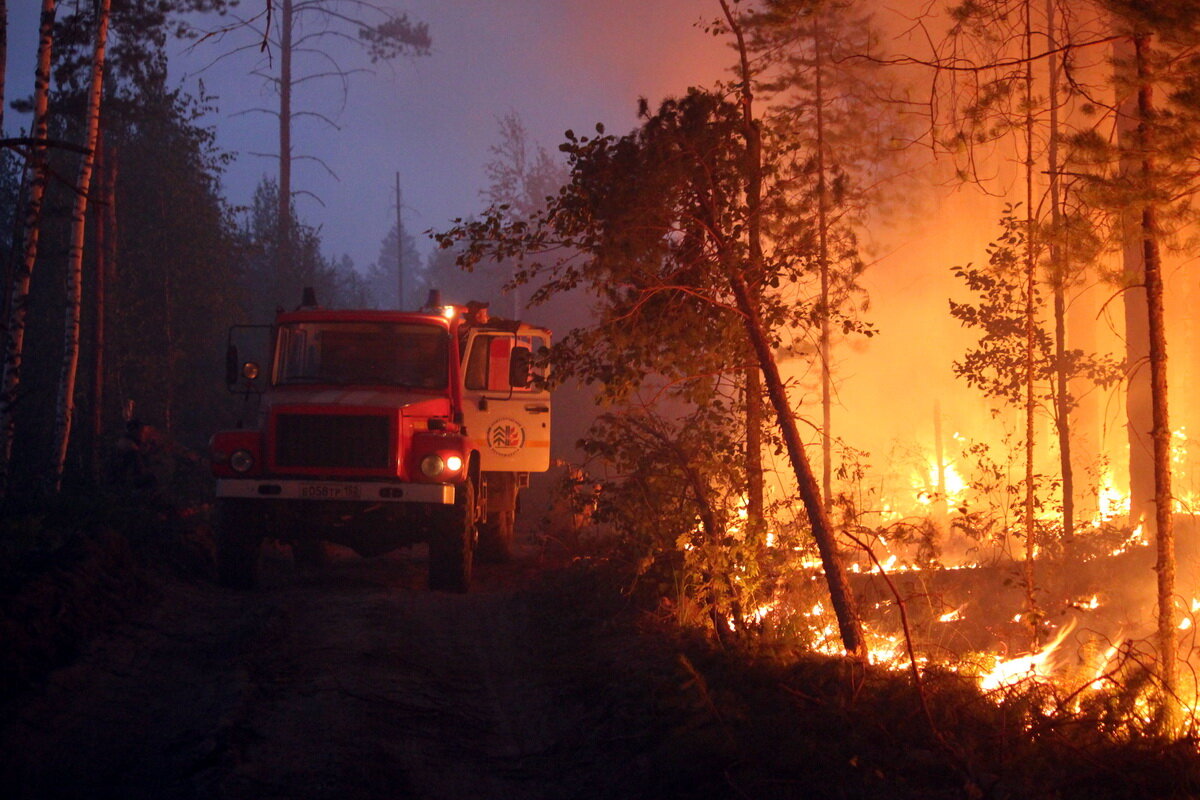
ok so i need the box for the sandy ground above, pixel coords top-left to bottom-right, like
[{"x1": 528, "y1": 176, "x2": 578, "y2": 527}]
[{"x1": 0, "y1": 542, "x2": 653, "y2": 800}]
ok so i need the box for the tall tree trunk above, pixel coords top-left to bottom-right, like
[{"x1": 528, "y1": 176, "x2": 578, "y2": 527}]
[
  {"x1": 721, "y1": 0, "x2": 865, "y2": 659},
  {"x1": 276, "y1": 0, "x2": 293, "y2": 304},
  {"x1": 395, "y1": 172, "x2": 405, "y2": 308},
  {"x1": 1115, "y1": 36, "x2": 1155, "y2": 535},
  {"x1": 51, "y1": 0, "x2": 111, "y2": 493},
  {"x1": 1133, "y1": 32, "x2": 1178, "y2": 736},
  {"x1": 727, "y1": 271, "x2": 865, "y2": 657},
  {"x1": 90, "y1": 138, "x2": 113, "y2": 482},
  {"x1": 814, "y1": 10, "x2": 834, "y2": 515},
  {"x1": 1046, "y1": 0, "x2": 1075, "y2": 552},
  {"x1": 1021, "y1": 0, "x2": 1039, "y2": 643},
  {"x1": 745, "y1": 367, "x2": 764, "y2": 542},
  {"x1": 164, "y1": 267, "x2": 174, "y2": 435},
  {"x1": 0, "y1": 0, "x2": 8, "y2": 135},
  {"x1": 0, "y1": 0, "x2": 56, "y2": 498}
]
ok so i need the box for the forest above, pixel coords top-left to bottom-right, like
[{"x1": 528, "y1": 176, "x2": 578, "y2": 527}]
[{"x1": 4, "y1": 0, "x2": 1200, "y2": 796}]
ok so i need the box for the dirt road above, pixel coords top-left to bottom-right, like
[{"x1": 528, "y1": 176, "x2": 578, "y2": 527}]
[{"x1": 0, "y1": 544, "x2": 664, "y2": 800}]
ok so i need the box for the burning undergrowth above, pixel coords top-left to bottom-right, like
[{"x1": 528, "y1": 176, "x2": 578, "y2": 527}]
[
  {"x1": 570, "y1": 419, "x2": 1200, "y2": 751},
  {"x1": 546, "y1": 550, "x2": 1200, "y2": 798}
]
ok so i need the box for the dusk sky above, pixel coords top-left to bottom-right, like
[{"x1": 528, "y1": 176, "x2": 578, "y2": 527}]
[{"x1": 7, "y1": 1, "x2": 729, "y2": 274}]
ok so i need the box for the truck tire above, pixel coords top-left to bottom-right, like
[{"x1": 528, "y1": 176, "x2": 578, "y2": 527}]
[
  {"x1": 477, "y1": 472, "x2": 517, "y2": 563},
  {"x1": 216, "y1": 499, "x2": 263, "y2": 589},
  {"x1": 477, "y1": 510, "x2": 515, "y2": 563},
  {"x1": 428, "y1": 479, "x2": 476, "y2": 593}
]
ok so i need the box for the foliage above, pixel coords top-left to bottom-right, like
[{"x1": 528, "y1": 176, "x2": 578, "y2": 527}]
[
  {"x1": 51, "y1": 0, "x2": 234, "y2": 101},
  {"x1": 440, "y1": 84, "x2": 886, "y2": 645},
  {"x1": 582, "y1": 405, "x2": 771, "y2": 634},
  {"x1": 1067, "y1": 9, "x2": 1200, "y2": 252},
  {"x1": 949, "y1": 206, "x2": 1122, "y2": 411},
  {"x1": 438, "y1": 90, "x2": 778, "y2": 635}
]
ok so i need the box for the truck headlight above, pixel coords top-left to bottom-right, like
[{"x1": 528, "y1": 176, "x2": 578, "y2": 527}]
[
  {"x1": 420, "y1": 454, "x2": 445, "y2": 478},
  {"x1": 230, "y1": 449, "x2": 255, "y2": 473},
  {"x1": 420, "y1": 453, "x2": 463, "y2": 479}
]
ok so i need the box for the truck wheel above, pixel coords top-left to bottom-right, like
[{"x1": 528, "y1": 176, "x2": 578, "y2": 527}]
[
  {"x1": 216, "y1": 499, "x2": 263, "y2": 589},
  {"x1": 477, "y1": 472, "x2": 517, "y2": 563},
  {"x1": 477, "y1": 510, "x2": 515, "y2": 563},
  {"x1": 428, "y1": 480, "x2": 476, "y2": 593}
]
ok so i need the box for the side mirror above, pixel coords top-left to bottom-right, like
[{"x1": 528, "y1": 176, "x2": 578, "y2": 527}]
[
  {"x1": 508, "y1": 345, "x2": 532, "y2": 388},
  {"x1": 225, "y1": 344, "x2": 239, "y2": 386}
]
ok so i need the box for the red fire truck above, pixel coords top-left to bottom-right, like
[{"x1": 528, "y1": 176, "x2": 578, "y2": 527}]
[{"x1": 209, "y1": 290, "x2": 551, "y2": 592}]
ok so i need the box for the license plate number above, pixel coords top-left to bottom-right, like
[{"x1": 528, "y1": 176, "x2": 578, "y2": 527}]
[{"x1": 300, "y1": 483, "x2": 362, "y2": 500}]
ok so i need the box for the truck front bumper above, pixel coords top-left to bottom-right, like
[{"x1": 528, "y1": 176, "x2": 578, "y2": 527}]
[{"x1": 216, "y1": 478, "x2": 454, "y2": 504}]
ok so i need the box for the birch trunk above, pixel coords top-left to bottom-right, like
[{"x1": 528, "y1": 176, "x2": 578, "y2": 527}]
[
  {"x1": 51, "y1": 0, "x2": 111, "y2": 493},
  {"x1": 0, "y1": 0, "x2": 56, "y2": 498}
]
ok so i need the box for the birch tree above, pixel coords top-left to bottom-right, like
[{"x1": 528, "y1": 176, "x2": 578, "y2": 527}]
[
  {"x1": 49, "y1": 0, "x2": 111, "y2": 493},
  {"x1": 0, "y1": 0, "x2": 56, "y2": 499}
]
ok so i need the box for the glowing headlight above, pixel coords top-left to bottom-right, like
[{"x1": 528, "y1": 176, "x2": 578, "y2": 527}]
[
  {"x1": 444, "y1": 455, "x2": 463, "y2": 473},
  {"x1": 420, "y1": 454, "x2": 445, "y2": 478},
  {"x1": 230, "y1": 449, "x2": 255, "y2": 473}
]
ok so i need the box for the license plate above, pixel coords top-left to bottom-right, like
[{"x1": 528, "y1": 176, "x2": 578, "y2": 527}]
[{"x1": 300, "y1": 483, "x2": 362, "y2": 500}]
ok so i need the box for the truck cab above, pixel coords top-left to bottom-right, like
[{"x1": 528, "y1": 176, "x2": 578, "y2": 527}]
[{"x1": 210, "y1": 291, "x2": 551, "y2": 592}]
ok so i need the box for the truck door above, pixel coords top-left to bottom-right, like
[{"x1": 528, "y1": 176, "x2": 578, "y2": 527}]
[{"x1": 460, "y1": 331, "x2": 551, "y2": 473}]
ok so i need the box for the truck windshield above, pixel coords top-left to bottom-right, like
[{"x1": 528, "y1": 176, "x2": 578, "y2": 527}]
[{"x1": 273, "y1": 321, "x2": 449, "y2": 389}]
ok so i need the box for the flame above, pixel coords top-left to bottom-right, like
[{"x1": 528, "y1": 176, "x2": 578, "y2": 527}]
[
  {"x1": 979, "y1": 621, "x2": 1076, "y2": 691},
  {"x1": 1108, "y1": 524, "x2": 1145, "y2": 558},
  {"x1": 938, "y1": 605, "x2": 965, "y2": 623},
  {"x1": 912, "y1": 459, "x2": 967, "y2": 507},
  {"x1": 1095, "y1": 468, "x2": 1130, "y2": 525},
  {"x1": 1089, "y1": 643, "x2": 1123, "y2": 691}
]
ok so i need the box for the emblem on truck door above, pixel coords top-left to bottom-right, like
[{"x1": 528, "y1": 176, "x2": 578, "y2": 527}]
[{"x1": 487, "y1": 418, "x2": 526, "y2": 456}]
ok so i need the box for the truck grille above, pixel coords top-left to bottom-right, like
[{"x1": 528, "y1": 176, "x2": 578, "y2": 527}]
[{"x1": 274, "y1": 412, "x2": 392, "y2": 470}]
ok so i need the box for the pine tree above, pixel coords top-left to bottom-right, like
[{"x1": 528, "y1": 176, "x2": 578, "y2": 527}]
[{"x1": 1069, "y1": 0, "x2": 1200, "y2": 734}]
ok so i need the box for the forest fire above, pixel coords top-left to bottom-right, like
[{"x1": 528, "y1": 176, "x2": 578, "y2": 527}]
[
  {"x1": 715, "y1": 433, "x2": 1200, "y2": 734},
  {"x1": 7, "y1": 0, "x2": 1200, "y2": 792}
]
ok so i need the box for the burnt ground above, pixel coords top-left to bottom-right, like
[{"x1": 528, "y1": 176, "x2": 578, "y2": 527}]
[{"x1": 0, "y1": 535, "x2": 692, "y2": 800}]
